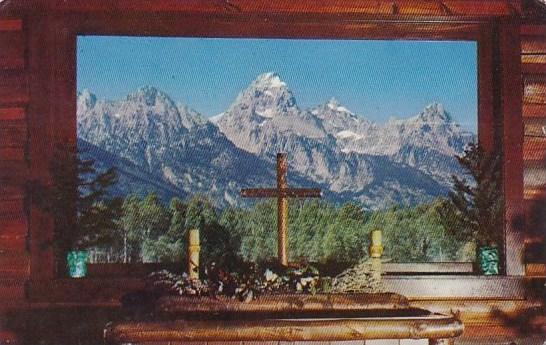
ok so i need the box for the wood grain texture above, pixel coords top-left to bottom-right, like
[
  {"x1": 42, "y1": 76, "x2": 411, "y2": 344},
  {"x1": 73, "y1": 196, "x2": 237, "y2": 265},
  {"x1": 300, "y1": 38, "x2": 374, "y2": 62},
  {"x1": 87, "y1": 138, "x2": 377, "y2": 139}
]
[
  {"x1": 522, "y1": 54, "x2": 546, "y2": 64},
  {"x1": 43, "y1": 0, "x2": 520, "y2": 17},
  {"x1": 0, "y1": 19, "x2": 22, "y2": 32},
  {"x1": 0, "y1": 250, "x2": 30, "y2": 278},
  {"x1": 104, "y1": 316, "x2": 463, "y2": 343},
  {"x1": 525, "y1": 263, "x2": 546, "y2": 277},
  {"x1": 0, "y1": 71, "x2": 29, "y2": 105},
  {"x1": 0, "y1": 218, "x2": 28, "y2": 237},
  {"x1": 27, "y1": 15, "x2": 56, "y2": 281},
  {"x1": 27, "y1": 278, "x2": 146, "y2": 304},
  {"x1": 521, "y1": 38, "x2": 546, "y2": 54},
  {"x1": 0, "y1": 147, "x2": 25, "y2": 161},
  {"x1": 0, "y1": 120, "x2": 27, "y2": 147},
  {"x1": 520, "y1": 24, "x2": 546, "y2": 36},
  {"x1": 157, "y1": 294, "x2": 410, "y2": 316},
  {"x1": 0, "y1": 278, "x2": 26, "y2": 301},
  {"x1": 523, "y1": 103, "x2": 546, "y2": 118},
  {"x1": 0, "y1": 199, "x2": 25, "y2": 217},
  {"x1": 524, "y1": 75, "x2": 546, "y2": 104},
  {"x1": 500, "y1": 23, "x2": 524, "y2": 276},
  {"x1": 523, "y1": 137, "x2": 546, "y2": 161},
  {"x1": 524, "y1": 187, "x2": 546, "y2": 200},
  {"x1": 524, "y1": 118, "x2": 546, "y2": 137},
  {"x1": 0, "y1": 107, "x2": 25, "y2": 121},
  {"x1": 0, "y1": 31, "x2": 25, "y2": 70},
  {"x1": 523, "y1": 167, "x2": 546, "y2": 189},
  {"x1": 522, "y1": 63, "x2": 546, "y2": 74},
  {"x1": 71, "y1": 14, "x2": 483, "y2": 40}
]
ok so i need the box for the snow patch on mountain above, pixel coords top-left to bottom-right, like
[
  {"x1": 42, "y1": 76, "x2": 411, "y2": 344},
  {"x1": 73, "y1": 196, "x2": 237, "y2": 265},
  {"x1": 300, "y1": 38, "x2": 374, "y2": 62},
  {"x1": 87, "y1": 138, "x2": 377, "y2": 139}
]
[{"x1": 336, "y1": 130, "x2": 363, "y2": 140}]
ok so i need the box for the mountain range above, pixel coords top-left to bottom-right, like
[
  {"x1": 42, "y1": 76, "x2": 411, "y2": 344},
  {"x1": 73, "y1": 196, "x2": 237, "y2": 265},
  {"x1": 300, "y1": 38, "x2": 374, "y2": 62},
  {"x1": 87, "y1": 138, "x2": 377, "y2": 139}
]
[{"x1": 77, "y1": 72, "x2": 475, "y2": 209}]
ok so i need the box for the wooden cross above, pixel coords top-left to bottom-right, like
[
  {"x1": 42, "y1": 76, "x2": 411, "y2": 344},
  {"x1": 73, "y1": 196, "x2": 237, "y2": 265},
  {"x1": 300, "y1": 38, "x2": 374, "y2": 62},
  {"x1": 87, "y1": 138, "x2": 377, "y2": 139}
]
[{"x1": 241, "y1": 153, "x2": 322, "y2": 266}]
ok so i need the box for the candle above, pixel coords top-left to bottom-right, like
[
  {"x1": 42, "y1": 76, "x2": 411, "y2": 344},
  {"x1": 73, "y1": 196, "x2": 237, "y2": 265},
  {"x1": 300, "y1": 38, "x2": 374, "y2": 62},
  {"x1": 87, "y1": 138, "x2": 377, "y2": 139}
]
[
  {"x1": 189, "y1": 229, "x2": 200, "y2": 246},
  {"x1": 370, "y1": 229, "x2": 383, "y2": 258},
  {"x1": 188, "y1": 229, "x2": 200, "y2": 280},
  {"x1": 371, "y1": 229, "x2": 382, "y2": 246}
]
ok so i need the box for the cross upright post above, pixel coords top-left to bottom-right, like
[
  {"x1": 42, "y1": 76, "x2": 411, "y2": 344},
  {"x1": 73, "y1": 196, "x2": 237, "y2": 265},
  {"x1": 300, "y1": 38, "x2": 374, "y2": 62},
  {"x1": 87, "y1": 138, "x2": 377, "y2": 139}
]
[{"x1": 241, "y1": 153, "x2": 322, "y2": 266}]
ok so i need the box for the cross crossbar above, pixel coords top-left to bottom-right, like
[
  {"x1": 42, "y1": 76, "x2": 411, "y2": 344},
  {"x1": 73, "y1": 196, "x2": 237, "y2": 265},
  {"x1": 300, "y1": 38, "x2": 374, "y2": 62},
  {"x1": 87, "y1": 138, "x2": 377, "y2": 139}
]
[{"x1": 240, "y1": 153, "x2": 322, "y2": 266}]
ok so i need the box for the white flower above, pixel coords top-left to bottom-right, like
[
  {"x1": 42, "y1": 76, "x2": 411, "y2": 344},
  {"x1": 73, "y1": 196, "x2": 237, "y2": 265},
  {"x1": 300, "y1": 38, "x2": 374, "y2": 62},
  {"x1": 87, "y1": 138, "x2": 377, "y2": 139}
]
[{"x1": 265, "y1": 269, "x2": 278, "y2": 282}]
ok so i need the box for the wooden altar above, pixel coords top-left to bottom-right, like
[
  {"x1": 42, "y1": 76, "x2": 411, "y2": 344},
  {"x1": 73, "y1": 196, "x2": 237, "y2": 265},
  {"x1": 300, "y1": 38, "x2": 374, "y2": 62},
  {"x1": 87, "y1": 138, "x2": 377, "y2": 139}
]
[{"x1": 104, "y1": 294, "x2": 464, "y2": 345}]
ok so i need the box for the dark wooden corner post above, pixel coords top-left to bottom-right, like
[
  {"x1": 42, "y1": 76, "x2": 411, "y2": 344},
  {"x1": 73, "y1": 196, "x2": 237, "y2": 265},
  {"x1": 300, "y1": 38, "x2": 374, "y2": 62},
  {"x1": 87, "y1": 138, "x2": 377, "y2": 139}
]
[
  {"x1": 27, "y1": 12, "x2": 77, "y2": 282},
  {"x1": 498, "y1": 20, "x2": 525, "y2": 276}
]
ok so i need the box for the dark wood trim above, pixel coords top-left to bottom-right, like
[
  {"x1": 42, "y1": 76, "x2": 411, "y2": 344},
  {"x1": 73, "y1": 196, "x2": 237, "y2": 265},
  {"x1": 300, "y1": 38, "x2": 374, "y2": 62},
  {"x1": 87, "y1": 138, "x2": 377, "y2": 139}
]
[
  {"x1": 499, "y1": 22, "x2": 525, "y2": 276},
  {"x1": 27, "y1": 275, "x2": 529, "y2": 304},
  {"x1": 33, "y1": 0, "x2": 523, "y2": 18},
  {"x1": 27, "y1": 14, "x2": 56, "y2": 281},
  {"x1": 27, "y1": 278, "x2": 145, "y2": 305}
]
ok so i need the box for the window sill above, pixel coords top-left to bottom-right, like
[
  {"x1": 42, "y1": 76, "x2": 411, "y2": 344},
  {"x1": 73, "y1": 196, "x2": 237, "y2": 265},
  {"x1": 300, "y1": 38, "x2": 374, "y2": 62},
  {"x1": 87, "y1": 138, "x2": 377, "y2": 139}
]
[
  {"x1": 27, "y1": 277, "x2": 145, "y2": 306},
  {"x1": 27, "y1": 274, "x2": 528, "y2": 305}
]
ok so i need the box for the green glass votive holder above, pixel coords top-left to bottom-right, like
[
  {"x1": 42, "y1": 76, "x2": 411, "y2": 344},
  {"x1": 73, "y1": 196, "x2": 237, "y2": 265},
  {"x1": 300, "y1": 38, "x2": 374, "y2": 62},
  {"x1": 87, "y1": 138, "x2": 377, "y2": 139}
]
[{"x1": 67, "y1": 250, "x2": 88, "y2": 278}]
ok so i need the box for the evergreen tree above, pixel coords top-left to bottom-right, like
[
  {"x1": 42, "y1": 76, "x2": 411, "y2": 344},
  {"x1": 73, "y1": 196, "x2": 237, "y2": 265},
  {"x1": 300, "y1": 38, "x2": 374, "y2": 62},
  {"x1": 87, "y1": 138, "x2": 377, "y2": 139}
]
[
  {"x1": 438, "y1": 143, "x2": 503, "y2": 248},
  {"x1": 31, "y1": 143, "x2": 121, "y2": 272}
]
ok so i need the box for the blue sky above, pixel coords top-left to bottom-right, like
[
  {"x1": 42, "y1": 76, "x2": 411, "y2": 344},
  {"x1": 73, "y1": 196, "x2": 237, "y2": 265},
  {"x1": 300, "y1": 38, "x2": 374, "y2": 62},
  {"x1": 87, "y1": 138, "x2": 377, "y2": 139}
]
[{"x1": 77, "y1": 36, "x2": 477, "y2": 132}]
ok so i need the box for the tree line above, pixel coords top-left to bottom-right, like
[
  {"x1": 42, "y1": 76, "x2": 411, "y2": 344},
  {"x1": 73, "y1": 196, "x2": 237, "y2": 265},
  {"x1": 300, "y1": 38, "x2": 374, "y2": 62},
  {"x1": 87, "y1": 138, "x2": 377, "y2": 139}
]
[{"x1": 89, "y1": 193, "x2": 471, "y2": 267}]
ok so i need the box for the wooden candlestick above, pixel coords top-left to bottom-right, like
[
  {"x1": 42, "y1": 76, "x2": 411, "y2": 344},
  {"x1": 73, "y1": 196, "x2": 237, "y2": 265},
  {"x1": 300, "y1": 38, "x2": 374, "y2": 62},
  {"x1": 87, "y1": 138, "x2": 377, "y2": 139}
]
[
  {"x1": 370, "y1": 230, "x2": 383, "y2": 258},
  {"x1": 188, "y1": 229, "x2": 200, "y2": 280}
]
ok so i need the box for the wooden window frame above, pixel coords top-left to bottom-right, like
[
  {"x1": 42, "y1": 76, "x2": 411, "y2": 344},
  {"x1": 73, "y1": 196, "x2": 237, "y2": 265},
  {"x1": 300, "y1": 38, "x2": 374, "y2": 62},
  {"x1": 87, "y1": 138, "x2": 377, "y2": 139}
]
[{"x1": 25, "y1": 1, "x2": 524, "y2": 303}]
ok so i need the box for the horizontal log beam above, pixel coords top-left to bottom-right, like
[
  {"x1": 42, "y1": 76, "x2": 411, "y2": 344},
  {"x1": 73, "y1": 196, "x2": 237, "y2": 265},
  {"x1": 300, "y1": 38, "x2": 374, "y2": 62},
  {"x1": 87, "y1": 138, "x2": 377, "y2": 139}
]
[
  {"x1": 241, "y1": 188, "x2": 322, "y2": 198},
  {"x1": 523, "y1": 104, "x2": 546, "y2": 118},
  {"x1": 105, "y1": 316, "x2": 463, "y2": 343},
  {"x1": 0, "y1": 214, "x2": 28, "y2": 238},
  {"x1": 0, "y1": 278, "x2": 26, "y2": 302},
  {"x1": 521, "y1": 38, "x2": 546, "y2": 54},
  {"x1": 0, "y1": 147, "x2": 25, "y2": 161},
  {"x1": 0, "y1": 199, "x2": 25, "y2": 218},
  {"x1": 0, "y1": 121, "x2": 27, "y2": 147},
  {"x1": 43, "y1": 0, "x2": 520, "y2": 18},
  {"x1": 522, "y1": 54, "x2": 546, "y2": 65},
  {"x1": 0, "y1": 251, "x2": 30, "y2": 278},
  {"x1": 0, "y1": 19, "x2": 22, "y2": 32},
  {"x1": 0, "y1": 31, "x2": 24, "y2": 70},
  {"x1": 520, "y1": 25, "x2": 546, "y2": 36},
  {"x1": 0, "y1": 71, "x2": 29, "y2": 105},
  {"x1": 523, "y1": 137, "x2": 546, "y2": 161},
  {"x1": 524, "y1": 76, "x2": 546, "y2": 105},
  {"x1": 522, "y1": 63, "x2": 546, "y2": 74}
]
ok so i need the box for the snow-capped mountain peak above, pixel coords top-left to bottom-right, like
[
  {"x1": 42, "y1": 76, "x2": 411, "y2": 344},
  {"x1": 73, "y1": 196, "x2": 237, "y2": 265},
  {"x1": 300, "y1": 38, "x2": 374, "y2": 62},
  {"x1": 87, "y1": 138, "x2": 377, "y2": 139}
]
[
  {"x1": 125, "y1": 85, "x2": 176, "y2": 108},
  {"x1": 77, "y1": 89, "x2": 97, "y2": 115},
  {"x1": 253, "y1": 72, "x2": 287, "y2": 89},
  {"x1": 418, "y1": 102, "x2": 451, "y2": 123},
  {"x1": 327, "y1": 97, "x2": 354, "y2": 115}
]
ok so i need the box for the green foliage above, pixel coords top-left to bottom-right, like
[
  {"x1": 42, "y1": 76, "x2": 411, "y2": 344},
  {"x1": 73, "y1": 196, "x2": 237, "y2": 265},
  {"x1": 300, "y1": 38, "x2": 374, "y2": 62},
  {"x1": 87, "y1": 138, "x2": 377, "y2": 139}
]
[
  {"x1": 31, "y1": 143, "x2": 121, "y2": 258},
  {"x1": 438, "y1": 143, "x2": 503, "y2": 247}
]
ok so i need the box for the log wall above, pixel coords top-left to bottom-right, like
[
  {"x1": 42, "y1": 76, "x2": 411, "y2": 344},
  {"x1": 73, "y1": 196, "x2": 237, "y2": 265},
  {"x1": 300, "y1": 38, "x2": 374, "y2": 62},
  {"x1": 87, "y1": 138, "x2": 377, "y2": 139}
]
[
  {"x1": 0, "y1": 16, "x2": 30, "y2": 305},
  {"x1": 521, "y1": 24, "x2": 546, "y2": 278}
]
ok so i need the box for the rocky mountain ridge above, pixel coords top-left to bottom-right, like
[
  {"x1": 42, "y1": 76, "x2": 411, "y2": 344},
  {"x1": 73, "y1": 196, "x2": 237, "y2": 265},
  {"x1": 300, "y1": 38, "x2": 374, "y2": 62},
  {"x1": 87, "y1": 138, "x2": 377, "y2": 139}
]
[{"x1": 77, "y1": 72, "x2": 475, "y2": 209}]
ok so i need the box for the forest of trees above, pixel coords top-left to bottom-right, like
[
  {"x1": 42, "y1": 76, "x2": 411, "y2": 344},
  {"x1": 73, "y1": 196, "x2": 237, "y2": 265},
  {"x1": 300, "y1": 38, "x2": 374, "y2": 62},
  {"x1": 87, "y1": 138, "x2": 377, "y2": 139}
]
[{"x1": 88, "y1": 193, "x2": 474, "y2": 267}]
